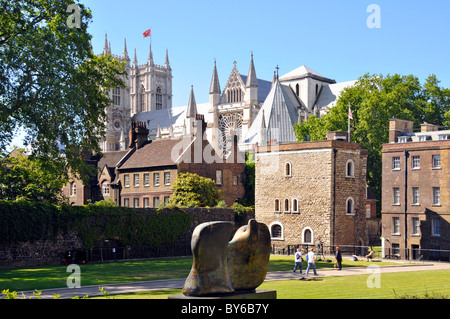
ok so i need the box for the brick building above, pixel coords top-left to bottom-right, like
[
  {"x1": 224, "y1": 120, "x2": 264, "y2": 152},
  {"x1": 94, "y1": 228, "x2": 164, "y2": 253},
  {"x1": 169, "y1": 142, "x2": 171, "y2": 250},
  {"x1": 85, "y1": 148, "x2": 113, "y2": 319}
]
[
  {"x1": 381, "y1": 118, "x2": 450, "y2": 260},
  {"x1": 63, "y1": 88, "x2": 246, "y2": 207},
  {"x1": 254, "y1": 131, "x2": 369, "y2": 254}
]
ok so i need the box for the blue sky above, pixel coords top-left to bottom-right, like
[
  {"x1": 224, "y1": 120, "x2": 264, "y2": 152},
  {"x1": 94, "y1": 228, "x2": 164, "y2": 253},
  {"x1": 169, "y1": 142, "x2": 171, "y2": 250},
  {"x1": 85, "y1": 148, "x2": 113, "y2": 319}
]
[
  {"x1": 7, "y1": 0, "x2": 450, "y2": 150},
  {"x1": 83, "y1": 0, "x2": 450, "y2": 108}
]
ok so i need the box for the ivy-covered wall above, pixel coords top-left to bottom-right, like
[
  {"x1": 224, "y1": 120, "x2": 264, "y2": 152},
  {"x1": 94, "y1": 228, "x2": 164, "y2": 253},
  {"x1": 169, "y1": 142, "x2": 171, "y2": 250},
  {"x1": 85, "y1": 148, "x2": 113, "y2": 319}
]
[{"x1": 0, "y1": 201, "x2": 254, "y2": 267}]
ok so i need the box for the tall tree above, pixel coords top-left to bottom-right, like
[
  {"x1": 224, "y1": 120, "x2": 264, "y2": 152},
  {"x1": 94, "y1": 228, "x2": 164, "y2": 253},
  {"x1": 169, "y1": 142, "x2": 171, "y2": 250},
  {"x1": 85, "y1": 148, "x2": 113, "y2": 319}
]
[
  {"x1": 0, "y1": 0, "x2": 126, "y2": 183},
  {"x1": 294, "y1": 73, "x2": 450, "y2": 213}
]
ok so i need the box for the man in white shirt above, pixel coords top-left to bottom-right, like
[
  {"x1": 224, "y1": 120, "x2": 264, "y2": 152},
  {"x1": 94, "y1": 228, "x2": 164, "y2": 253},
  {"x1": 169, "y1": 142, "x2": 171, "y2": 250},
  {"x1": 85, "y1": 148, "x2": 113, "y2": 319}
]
[
  {"x1": 293, "y1": 248, "x2": 303, "y2": 274},
  {"x1": 306, "y1": 248, "x2": 318, "y2": 276}
]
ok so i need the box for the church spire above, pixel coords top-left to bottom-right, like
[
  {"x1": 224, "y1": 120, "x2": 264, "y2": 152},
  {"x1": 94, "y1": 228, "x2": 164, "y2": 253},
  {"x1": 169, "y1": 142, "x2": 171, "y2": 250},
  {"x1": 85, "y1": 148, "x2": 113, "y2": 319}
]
[
  {"x1": 123, "y1": 38, "x2": 129, "y2": 60},
  {"x1": 165, "y1": 49, "x2": 170, "y2": 69},
  {"x1": 246, "y1": 52, "x2": 258, "y2": 88},
  {"x1": 209, "y1": 59, "x2": 221, "y2": 94},
  {"x1": 103, "y1": 32, "x2": 109, "y2": 55},
  {"x1": 133, "y1": 48, "x2": 138, "y2": 68},
  {"x1": 148, "y1": 41, "x2": 154, "y2": 65},
  {"x1": 186, "y1": 85, "x2": 197, "y2": 118}
]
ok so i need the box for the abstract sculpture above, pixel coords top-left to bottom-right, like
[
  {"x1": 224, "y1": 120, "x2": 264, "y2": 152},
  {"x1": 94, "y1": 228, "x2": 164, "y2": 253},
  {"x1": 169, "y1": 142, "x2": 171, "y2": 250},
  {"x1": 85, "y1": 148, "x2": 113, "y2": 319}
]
[{"x1": 182, "y1": 219, "x2": 271, "y2": 297}]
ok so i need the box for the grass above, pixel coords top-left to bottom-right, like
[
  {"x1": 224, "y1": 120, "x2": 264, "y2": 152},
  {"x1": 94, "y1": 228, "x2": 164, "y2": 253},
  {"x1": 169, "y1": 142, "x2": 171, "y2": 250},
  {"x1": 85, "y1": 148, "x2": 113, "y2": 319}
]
[
  {"x1": 91, "y1": 270, "x2": 450, "y2": 299},
  {"x1": 0, "y1": 254, "x2": 418, "y2": 292}
]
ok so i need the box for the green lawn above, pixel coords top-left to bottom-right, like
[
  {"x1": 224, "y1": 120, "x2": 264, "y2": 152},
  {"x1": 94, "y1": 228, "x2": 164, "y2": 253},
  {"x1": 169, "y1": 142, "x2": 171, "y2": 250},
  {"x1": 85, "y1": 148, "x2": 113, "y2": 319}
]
[
  {"x1": 91, "y1": 270, "x2": 450, "y2": 299},
  {"x1": 0, "y1": 254, "x2": 418, "y2": 292}
]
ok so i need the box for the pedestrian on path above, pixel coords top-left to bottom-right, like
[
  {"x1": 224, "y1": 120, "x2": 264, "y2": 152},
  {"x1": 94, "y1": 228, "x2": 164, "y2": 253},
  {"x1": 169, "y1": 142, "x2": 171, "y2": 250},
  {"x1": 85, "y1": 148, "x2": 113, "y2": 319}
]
[
  {"x1": 305, "y1": 248, "x2": 318, "y2": 276},
  {"x1": 293, "y1": 248, "x2": 303, "y2": 274},
  {"x1": 335, "y1": 246, "x2": 342, "y2": 270}
]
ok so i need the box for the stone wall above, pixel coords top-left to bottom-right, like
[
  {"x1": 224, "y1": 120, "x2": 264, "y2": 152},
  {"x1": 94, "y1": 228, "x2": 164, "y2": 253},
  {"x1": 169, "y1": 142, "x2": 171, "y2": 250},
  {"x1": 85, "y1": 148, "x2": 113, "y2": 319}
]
[
  {"x1": 0, "y1": 207, "x2": 254, "y2": 268},
  {"x1": 255, "y1": 140, "x2": 368, "y2": 253}
]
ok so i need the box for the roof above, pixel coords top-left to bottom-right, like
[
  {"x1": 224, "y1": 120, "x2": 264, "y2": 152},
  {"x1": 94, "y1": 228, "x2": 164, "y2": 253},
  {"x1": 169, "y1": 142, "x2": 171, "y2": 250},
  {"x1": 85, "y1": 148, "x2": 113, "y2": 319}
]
[
  {"x1": 315, "y1": 80, "x2": 356, "y2": 110},
  {"x1": 119, "y1": 138, "x2": 183, "y2": 170},
  {"x1": 279, "y1": 65, "x2": 335, "y2": 83},
  {"x1": 244, "y1": 79, "x2": 300, "y2": 144},
  {"x1": 239, "y1": 75, "x2": 272, "y2": 102}
]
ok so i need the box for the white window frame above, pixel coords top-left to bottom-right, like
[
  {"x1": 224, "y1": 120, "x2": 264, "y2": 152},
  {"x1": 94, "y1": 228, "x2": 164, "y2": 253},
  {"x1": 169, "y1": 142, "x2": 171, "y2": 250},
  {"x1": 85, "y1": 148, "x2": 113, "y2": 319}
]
[
  {"x1": 144, "y1": 173, "x2": 150, "y2": 187},
  {"x1": 101, "y1": 181, "x2": 110, "y2": 195},
  {"x1": 392, "y1": 157, "x2": 400, "y2": 170},
  {"x1": 412, "y1": 187, "x2": 420, "y2": 205},
  {"x1": 292, "y1": 198, "x2": 299, "y2": 213},
  {"x1": 432, "y1": 155, "x2": 441, "y2": 169},
  {"x1": 164, "y1": 172, "x2": 171, "y2": 186},
  {"x1": 124, "y1": 174, "x2": 130, "y2": 188},
  {"x1": 432, "y1": 187, "x2": 440, "y2": 206},
  {"x1": 432, "y1": 218, "x2": 441, "y2": 237},
  {"x1": 411, "y1": 156, "x2": 420, "y2": 169},
  {"x1": 154, "y1": 172, "x2": 160, "y2": 186},
  {"x1": 133, "y1": 174, "x2": 139, "y2": 187},
  {"x1": 302, "y1": 227, "x2": 314, "y2": 244},
  {"x1": 393, "y1": 187, "x2": 400, "y2": 205},
  {"x1": 393, "y1": 217, "x2": 400, "y2": 235},
  {"x1": 285, "y1": 162, "x2": 292, "y2": 177}
]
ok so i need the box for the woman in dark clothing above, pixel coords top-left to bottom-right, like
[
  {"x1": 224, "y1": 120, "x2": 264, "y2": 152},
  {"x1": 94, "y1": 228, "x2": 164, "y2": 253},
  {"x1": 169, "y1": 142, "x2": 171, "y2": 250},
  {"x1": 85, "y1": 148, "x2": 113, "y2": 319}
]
[{"x1": 335, "y1": 246, "x2": 342, "y2": 270}]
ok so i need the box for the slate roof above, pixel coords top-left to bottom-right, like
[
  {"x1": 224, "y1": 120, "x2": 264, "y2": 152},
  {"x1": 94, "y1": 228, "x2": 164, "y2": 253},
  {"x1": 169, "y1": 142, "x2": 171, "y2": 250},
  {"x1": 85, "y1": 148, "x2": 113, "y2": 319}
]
[
  {"x1": 315, "y1": 80, "x2": 356, "y2": 110},
  {"x1": 244, "y1": 78, "x2": 300, "y2": 144},
  {"x1": 279, "y1": 65, "x2": 335, "y2": 83},
  {"x1": 119, "y1": 137, "x2": 183, "y2": 170}
]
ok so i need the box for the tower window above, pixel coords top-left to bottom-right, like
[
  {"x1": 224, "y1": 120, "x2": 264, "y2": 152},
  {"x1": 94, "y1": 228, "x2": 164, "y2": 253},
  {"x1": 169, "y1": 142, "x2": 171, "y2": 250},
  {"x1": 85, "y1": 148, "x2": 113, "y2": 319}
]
[
  {"x1": 112, "y1": 87, "x2": 121, "y2": 105},
  {"x1": 156, "y1": 86, "x2": 163, "y2": 110}
]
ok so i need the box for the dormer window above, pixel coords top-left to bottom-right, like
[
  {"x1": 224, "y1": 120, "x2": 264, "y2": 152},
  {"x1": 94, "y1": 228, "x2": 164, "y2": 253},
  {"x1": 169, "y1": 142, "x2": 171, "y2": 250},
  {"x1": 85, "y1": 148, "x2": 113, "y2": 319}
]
[{"x1": 398, "y1": 136, "x2": 408, "y2": 143}]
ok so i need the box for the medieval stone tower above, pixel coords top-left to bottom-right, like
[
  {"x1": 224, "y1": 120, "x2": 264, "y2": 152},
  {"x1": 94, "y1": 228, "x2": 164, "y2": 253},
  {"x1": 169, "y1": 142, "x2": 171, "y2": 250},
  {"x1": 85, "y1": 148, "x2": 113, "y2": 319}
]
[{"x1": 100, "y1": 33, "x2": 172, "y2": 152}]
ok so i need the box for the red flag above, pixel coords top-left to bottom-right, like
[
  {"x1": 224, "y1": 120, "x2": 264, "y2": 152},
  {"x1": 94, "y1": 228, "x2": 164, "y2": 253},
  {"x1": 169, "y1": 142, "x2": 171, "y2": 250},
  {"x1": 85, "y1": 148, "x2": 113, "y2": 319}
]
[
  {"x1": 143, "y1": 29, "x2": 151, "y2": 38},
  {"x1": 348, "y1": 105, "x2": 353, "y2": 120}
]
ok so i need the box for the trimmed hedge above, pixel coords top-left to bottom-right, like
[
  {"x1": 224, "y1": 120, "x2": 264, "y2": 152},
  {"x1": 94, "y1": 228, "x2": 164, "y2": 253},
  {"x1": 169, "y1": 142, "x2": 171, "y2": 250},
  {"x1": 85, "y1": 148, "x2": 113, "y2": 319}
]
[{"x1": 0, "y1": 201, "x2": 193, "y2": 249}]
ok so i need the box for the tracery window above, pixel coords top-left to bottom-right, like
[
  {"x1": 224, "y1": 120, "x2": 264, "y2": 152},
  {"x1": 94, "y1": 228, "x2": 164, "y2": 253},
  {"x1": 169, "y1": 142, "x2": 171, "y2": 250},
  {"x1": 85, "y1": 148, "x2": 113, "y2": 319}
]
[{"x1": 218, "y1": 112, "x2": 243, "y2": 151}]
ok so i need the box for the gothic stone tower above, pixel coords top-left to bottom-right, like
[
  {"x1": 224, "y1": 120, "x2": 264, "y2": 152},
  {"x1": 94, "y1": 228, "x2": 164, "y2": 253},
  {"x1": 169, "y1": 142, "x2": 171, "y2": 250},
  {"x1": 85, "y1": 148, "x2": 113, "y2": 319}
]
[
  {"x1": 100, "y1": 33, "x2": 172, "y2": 152},
  {"x1": 208, "y1": 53, "x2": 268, "y2": 153}
]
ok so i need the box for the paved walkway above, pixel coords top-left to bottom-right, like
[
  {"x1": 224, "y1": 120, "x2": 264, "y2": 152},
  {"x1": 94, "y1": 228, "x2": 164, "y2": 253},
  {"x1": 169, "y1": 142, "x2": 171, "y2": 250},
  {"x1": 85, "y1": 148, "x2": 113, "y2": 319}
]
[{"x1": 18, "y1": 261, "x2": 450, "y2": 299}]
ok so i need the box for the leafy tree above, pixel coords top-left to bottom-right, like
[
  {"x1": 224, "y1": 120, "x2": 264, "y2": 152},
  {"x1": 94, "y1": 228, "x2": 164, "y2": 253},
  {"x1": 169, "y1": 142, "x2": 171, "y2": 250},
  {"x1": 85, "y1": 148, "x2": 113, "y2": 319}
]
[
  {"x1": 0, "y1": 149, "x2": 67, "y2": 203},
  {"x1": 169, "y1": 172, "x2": 221, "y2": 207},
  {"x1": 0, "y1": 0, "x2": 126, "y2": 184},
  {"x1": 294, "y1": 73, "x2": 450, "y2": 213}
]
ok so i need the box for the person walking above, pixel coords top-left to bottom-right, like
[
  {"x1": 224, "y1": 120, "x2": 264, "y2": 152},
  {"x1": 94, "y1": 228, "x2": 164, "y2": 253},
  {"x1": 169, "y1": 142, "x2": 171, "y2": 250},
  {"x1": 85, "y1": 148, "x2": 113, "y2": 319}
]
[
  {"x1": 293, "y1": 248, "x2": 303, "y2": 274},
  {"x1": 305, "y1": 248, "x2": 318, "y2": 276},
  {"x1": 335, "y1": 246, "x2": 342, "y2": 270}
]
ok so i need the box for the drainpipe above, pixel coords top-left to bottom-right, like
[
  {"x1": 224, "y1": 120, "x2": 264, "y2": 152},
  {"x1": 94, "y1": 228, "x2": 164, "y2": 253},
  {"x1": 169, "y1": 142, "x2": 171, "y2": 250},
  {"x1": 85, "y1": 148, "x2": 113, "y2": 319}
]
[
  {"x1": 332, "y1": 148, "x2": 338, "y2": 249},
  {"x1": 404, "y1": 150, "x2": 409, "y2": 260}
]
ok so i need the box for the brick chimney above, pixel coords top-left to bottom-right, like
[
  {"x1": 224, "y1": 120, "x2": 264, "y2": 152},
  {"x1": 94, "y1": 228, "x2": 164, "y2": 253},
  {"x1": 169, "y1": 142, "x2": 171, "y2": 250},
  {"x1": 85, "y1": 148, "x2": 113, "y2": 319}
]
[
  {"x1": 420, "y1": 122, "x2": 438, "y2": 133},
  {"x1": 128, "y1": 121, "x2": 149, "y2": 149},
  {"x1": 388, "y1": 118, "x2": 414, "y2": 143}
]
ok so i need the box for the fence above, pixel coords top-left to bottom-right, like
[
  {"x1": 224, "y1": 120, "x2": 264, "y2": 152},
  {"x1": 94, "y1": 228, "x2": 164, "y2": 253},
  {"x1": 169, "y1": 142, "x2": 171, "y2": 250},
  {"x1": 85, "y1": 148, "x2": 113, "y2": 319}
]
[
  {"x1": 61, "y1": 243, "x2": 192, "y2": 264},
  {"x1": 271, "y1": 244, "x2": 450, "y2": 262}
]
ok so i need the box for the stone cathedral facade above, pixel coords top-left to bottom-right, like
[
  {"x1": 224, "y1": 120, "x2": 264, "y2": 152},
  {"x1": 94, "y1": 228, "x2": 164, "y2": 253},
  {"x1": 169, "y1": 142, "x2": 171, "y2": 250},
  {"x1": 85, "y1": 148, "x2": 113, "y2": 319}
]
[
  {"x1": 99, "y1": 35, "x2": 354, "y2": 154},
  {"x1": 99, "y1": 33, "x2": 172, "y2": 152}
]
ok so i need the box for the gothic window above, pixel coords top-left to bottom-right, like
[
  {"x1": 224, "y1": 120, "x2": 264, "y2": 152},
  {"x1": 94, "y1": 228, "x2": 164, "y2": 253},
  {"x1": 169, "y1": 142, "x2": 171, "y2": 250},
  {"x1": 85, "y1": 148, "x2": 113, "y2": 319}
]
[
  {"x1": 285, "y1": 162, "x2": 291, "y2": 177},
  {"x1": 112, "y1": 87, "x2": 121, "y2": 105},
  {"x1": 302, "y1": 228, "x2": 313, "y2": 244},
  {"x1": 296, "y1": 84, "x2": 300, "y2": 97},
  {"x1": 156, "y1": 86, "x2": 163, "y2": 110},
  {"x1": 284, "y1": 199, "x2": 290, "y2": 212},
  {"x1": 218, "y1": 112, "x2": 243, "y2": 151},
  {"x1": 292, "y1": 198, "x2": 299, "y2": 213},
  {"x1": 346, "y1": 160, "x2": 354, "y2": 177},
  {"x1": 315, "y1": 84, "x2": 319, "y2": 97},
  {"x1": 346, "y1": 197, "x2": 354, "y2": 215},
  {"x1": 274, "y1": 199, "x2": 280, "y2": 212}
]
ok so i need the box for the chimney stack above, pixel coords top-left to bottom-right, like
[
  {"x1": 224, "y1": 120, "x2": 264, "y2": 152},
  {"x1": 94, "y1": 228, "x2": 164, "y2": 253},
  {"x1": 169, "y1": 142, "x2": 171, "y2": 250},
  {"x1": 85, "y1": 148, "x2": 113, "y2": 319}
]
[{"x1": 129, "y1": 121, "x2": 149, "y2": 149}]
